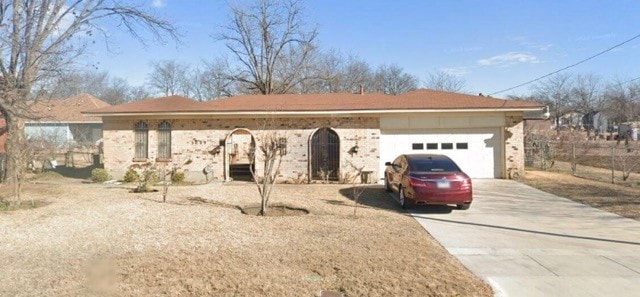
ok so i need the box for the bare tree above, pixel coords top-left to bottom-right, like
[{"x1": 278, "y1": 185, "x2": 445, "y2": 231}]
[
  {"x1": 531, "y1": 73, "x2": 574, "y2": 131},
  {"x1": 617, "y1": 145, "x2": 640, "y2": 181},
  {"x1": 373, "y1": 64, "x2": 418, "y2": 95},
  {"x1": 0, "y1": 1, "x2": 177, "y2": 202},
  {"x1": 44, "y1": 70, "x2": 149, "y2": 104},
  {"x1": 147, "y1": 60, "x2": 190, "y2": 97},
  {"x1": 569, "y1": 74, "x2": 605, "y2": 135},
  {"x1": 339, "y1": 56, "x2": 375, "y2": 93},
  {"x1": 249, "y1": 118, "x2": 288, "y2": 215},
  {"x1": 602, "y1": 79, "x2": 640, "y2": 124},
  {"x1": 570, "y1": 74, "x2": 604, "y2": 113},
  {"x1": 219, "y1": 0, "x2": 318, "y2": 95},
  {"x1": 424, "y1": 71, "x2": 467, "y2": 93},
  {"x1": 190, "y1": 59, "x2": 237, "y2": 100}
]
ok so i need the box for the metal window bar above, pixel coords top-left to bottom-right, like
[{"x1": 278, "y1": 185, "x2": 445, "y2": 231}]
[
  {"x1": 134, "y1": 121, "x2": 148, "y2": 159},
  {"x1": 158, "y1": 121, "x2": 171, "y2": 159}
]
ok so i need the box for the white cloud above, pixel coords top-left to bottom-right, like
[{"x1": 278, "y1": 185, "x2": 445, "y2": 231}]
[
  {"x1": 440, "y1": 67, "x2": 470, "y2": 76},
  {"x1": 152, "y1": 0, "x2": 167, "y2": 8},
  {"x1": 477, "y1": 52, "x2": 540, "y2": 67}
]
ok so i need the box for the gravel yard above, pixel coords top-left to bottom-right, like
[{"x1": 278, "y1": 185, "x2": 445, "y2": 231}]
[{"x1": 0, "y1": 180, "x2": 491, "y2": 296}]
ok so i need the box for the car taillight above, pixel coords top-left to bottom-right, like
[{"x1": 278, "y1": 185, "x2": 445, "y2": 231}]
[
  {"x1": 460, "y1": 178, "x2": 472, "y2": 189},
  {"x1": 409, "y1": 177, "x2": 427, "y2": 187}
]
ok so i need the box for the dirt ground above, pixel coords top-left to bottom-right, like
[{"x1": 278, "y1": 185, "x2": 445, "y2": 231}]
[
  {"x1": 521, "y1": 170, "x2": 640, "y2": 221},
  {"x1": 547, "y1": 160, "x2": 639, "y2": 188},
  {"x1": 0, "y1": 179, "x2": 491, "y2": 297}
]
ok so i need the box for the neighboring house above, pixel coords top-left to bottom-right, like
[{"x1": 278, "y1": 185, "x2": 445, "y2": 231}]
[
  {"x1": 582, "y1": 111, "x2": 608, "y2": 134},
  {"x1": 26, "y1": 94, "x2": 110, "y2": 145},
  {"x1": 524, "y1": 110, "x2": 552, "y2": 132},
  {"x1": 84, "y1": 89, "x2": 544, "y2": 183},
  {"x1": 557, "y1": 112, "x2": 584, "y2": 129}
]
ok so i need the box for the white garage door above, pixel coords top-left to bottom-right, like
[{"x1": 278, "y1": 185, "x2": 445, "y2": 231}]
[{"x1": 380, "y1": 128, "x2": 502, "y2": 178}]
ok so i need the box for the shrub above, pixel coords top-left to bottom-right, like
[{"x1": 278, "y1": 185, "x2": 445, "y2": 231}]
[
  {"x1": 91, "y1": 168, "x2": 111, "y2": 183},
  {"x1": 123, "y1": 169, "x2": 139, "y2": 183},
  {"x1": 129, "y1": 162, "x2": 158, "y2": 192},
  {"x1": 171, "y1": 171, "x2": 185, "y2": 183}
]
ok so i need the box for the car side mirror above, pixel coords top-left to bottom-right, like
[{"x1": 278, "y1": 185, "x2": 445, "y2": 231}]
[{"x1": 385, "y1": 162, "x2": 393, "y2": 166}]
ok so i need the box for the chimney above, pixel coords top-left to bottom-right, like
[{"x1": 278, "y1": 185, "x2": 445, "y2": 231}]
[{"x1": 359, "y1": 85, "x2": 364, "y2": 95}]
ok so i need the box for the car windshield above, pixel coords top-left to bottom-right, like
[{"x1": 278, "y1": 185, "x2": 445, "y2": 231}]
[{"x1": 410, "y1": 159, "x2": 460, "y2": 172}]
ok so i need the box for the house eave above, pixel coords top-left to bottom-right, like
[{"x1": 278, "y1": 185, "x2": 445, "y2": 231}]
[{"x1": 84, "y1": 107, "x2": 544, "y2": 118}]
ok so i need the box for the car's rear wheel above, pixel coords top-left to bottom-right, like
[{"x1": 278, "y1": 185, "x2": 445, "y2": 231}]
[
  {"x1": 399, "y1": 187, "x2": 408, "y2": 209},
  {"x1": 456, "y1": 203, "x2": 471, "y2": 210}
]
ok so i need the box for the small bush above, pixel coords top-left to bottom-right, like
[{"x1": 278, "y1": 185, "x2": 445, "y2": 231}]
[
  {"x1": 91, "y1": 168, "x2": 111, "y2": 183},
  {"x1": 123, "y1": 169, "x2": 139, "y2": 183},
  {"x1": 171, "y1": 171, "x2": 185, "y2": 183}
]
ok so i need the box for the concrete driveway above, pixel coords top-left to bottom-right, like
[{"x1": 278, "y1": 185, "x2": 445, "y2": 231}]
[{"x1": 408, "y1": 179, "x2": 640, "y2": 297}]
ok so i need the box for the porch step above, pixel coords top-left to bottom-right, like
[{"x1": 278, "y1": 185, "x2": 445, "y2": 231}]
[{"x1": 230, "y1": 164, "x2": 253, "y2": 182}]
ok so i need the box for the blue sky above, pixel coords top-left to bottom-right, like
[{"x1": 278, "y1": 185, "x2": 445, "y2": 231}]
[{"x1": 88, "y1": 0, "x2": 640, "y2": 97}]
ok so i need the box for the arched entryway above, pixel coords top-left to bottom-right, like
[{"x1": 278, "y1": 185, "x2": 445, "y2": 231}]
[
  {"x1": 310, "y1": 127, "x2": 340, "y2": 181},
  {"x1": 224, "y1": 128, "x2": 255, "y2": 181}
]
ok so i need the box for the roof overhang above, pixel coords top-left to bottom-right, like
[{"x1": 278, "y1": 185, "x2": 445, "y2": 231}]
[
  {"x1": 25, "y1": 121, "x2": 103, "y2": 124},
  {"x1": 84, "y1": 107, "x2": 544, "y2": 118}
]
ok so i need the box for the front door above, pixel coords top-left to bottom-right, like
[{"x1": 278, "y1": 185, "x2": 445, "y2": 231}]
[{"x1": 311, "y1": 128, "x2": 340, "y2": 180}]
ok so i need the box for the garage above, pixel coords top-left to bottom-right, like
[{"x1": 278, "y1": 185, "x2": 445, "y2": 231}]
[{"x1": 379, "y1": 114, "x2": 506, "y2": 179}]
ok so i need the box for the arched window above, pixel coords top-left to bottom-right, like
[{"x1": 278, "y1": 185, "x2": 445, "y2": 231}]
[
  {"x1": 134, "y1": 121, "x2": 148, "y2": 159},
  {"x1": 157, "y1": 121, "x2": 171, "y2": 160}
]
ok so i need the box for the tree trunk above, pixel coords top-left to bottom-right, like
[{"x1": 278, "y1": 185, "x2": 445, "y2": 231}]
[{"x1": 3, "y1": 116, "x2": 26, "y2": 205}]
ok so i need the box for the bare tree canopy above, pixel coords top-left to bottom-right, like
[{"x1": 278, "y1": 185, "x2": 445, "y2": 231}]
[
  {"x1": 45, "y1": 70, "x2": 150, "y2": 104},
  {"x1": 0, "y1": 0, "x2": 177, "y2": 191},
  {"x1": 530, "y1": 73, "x2": 574, "y2": 128},
  {"x1": 220, "y1": 0, "x2": 318, "y2": 95},
  {"x1": 569, "y1": 74, "x2": 604, "y2": 114},
  {"x1": 373, "y1": 64, "x2": 419, "y2": 95},
  {"x1": 190, "y1": 59, "x2": 237, "y2": 100},
  {"x1": 602, "y1": 79, "x2": 640, "y2": 123},
  {"x1": 424, "y1": 71, "x2": 467, "y2": 93},
  {"x1": 147, "y1": 60, "x2": 190, "y2": 97}
]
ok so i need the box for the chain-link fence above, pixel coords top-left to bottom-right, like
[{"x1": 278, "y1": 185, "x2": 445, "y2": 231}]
[{"x1": 525, "y1": 138, "x2": 640, "y2": 187}]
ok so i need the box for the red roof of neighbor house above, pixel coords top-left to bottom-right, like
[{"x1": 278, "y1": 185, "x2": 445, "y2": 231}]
[
  {"x1": 84, "y1": 89, "x2": 544, "y2": 115},
  {"x1": 30, "y1": 93, "x2": 110, "y2": 122},
  {"x1": 0, "y1": 117, "x2": 6, "y2": 153}
]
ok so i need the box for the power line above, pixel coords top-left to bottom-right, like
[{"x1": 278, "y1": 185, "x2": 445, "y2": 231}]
[
  {"x1": 616, "y1": 75, "x2": 640, "y2": 86},
  {"x1": 489, "y1": 33, "x2": 640, "y2": 96}
]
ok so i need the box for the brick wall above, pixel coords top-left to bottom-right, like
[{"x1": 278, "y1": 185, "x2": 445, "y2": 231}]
[
  {"x1": 504, "y1": 113, "x2": 525, "y2": 178},
  {"x1": 102, "y1": 113, "x2": 527, "y2": 182},
  {"x1": 103, "y1": 116, "x2": 380, "y2": 183}
]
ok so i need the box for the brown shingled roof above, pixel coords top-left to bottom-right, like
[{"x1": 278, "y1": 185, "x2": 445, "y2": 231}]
[
  {"x1": 85, "y1": 89, "x2": 543, "y2": 115},
  {"x1": 84, "y1": 95, "x2": 202, "y2": 114},
  {"x1": 204, "y1": 89, "x2": 542, "y2": 112},
  {"x1": 30, "y1": 93, "x2": 110, "y2": 122}
]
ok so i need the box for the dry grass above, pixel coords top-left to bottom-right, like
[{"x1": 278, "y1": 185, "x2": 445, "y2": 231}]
[
  {"x1": 521, "y1": 170, "x2": 640, "y2": 221},
  {"x1": 0, "y1": 180, "x2": 491, "y2": 296}
]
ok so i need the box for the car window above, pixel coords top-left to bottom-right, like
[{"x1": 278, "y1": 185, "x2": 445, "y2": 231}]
[{"x1": 409, "y1": 159, "x2": 461, "y2": 172}]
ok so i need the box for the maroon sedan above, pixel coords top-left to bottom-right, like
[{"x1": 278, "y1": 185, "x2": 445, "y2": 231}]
[{"x1": 384, "y1": 154, "x2": 472, "y2": 210}]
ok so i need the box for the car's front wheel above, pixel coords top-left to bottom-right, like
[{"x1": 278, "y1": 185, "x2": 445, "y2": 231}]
[
  {"x1": 399, "y1": 187, "x2": 408, "y2": 209},
  {"x1": 385, "y1": 174, "x2": 392, "y2": 192}
]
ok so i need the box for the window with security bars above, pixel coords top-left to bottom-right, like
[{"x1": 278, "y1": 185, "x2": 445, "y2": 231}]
[
  {"x1": 157, "y1": 121, "x2": 171, "y2": 160},
  {"x1": 134, "y1": 121, "x2": 148, "y2": 159}
]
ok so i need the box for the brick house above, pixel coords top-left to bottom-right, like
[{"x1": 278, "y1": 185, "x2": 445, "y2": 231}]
[{"x1": 84, "y1": 89, "x2": 544, "y2": 183}]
